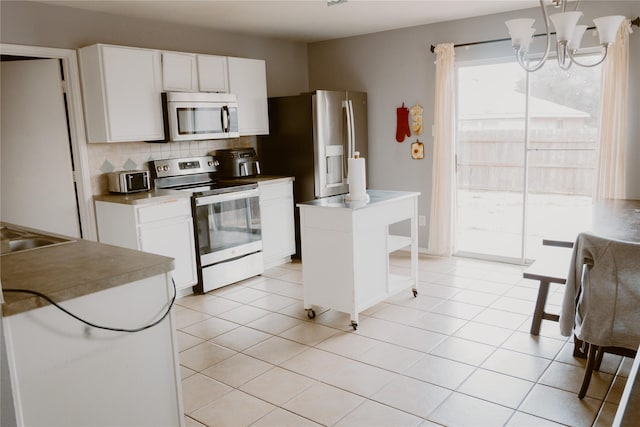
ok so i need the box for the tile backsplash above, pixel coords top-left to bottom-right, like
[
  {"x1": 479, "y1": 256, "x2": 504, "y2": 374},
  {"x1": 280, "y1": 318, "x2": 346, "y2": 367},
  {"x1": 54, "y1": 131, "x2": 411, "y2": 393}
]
[{"x1": 87, "y1": 136, "x2": 256, "y2": 195}]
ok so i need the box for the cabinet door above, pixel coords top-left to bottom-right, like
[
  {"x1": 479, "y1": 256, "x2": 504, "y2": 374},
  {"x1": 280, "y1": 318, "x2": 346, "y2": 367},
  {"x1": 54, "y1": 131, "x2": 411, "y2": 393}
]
[
  {"x1": 228, "y1": 57, "x2": 269, "y2": 135},
  {"x1": 260, "y1": 181, "x2": 295, "y2": 268},
  {"x1": 79, "y1": 44, "x2": 164, "y2": 142},
  {"x1": 162, "y1": 51, "x2": 197, "y2": 92},
  {"x1": 197, "y1": 55, "x2": 228, "y2": 92},
  {"x1": 138, "y1": 218, "x2": 198, "y2": 290}
]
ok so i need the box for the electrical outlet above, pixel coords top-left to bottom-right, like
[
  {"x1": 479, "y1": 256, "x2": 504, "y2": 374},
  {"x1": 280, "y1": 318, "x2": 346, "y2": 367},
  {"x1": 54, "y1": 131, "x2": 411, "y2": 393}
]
[{"x1": 419, "y1": 215, "x2": 426, "y2": 227}]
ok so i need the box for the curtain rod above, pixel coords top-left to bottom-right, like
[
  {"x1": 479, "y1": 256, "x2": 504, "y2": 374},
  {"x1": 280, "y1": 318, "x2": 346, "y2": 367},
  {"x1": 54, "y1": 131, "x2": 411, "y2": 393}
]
[{"x1": 430, "y1": 16, "x2": 640, "y2": 53}]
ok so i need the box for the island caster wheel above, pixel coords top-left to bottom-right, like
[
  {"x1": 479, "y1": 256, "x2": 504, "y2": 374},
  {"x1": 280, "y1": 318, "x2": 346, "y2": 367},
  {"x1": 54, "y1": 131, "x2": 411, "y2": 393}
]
[
  {"x1": 413, "y1": 289, "x2": 418, "y2": 298},
  {"x1": 306, "y1": 309, "x2": 316, "y2": 319},
  {"x1": 351, "y1": 321, "x2": 358, "y2": 330}
]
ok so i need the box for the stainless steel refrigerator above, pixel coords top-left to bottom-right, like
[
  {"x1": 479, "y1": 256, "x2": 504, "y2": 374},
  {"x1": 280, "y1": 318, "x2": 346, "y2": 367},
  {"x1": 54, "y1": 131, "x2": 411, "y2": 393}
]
[{"x1": 257, "y1": 90, "x2": 368, "y2": 257}]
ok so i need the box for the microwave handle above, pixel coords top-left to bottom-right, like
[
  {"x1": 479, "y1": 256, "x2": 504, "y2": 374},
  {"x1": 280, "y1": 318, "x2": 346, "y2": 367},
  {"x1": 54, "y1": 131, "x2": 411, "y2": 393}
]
[{"x1": 222, "y1": 105, "x2": 229, "y2": 132}]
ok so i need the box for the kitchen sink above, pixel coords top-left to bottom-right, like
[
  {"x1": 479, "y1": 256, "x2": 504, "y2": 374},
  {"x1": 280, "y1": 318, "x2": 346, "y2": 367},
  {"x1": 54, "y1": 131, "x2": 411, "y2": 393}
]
[{"x1": 0, "y1": 225, "x2": 74, "y2": 255}]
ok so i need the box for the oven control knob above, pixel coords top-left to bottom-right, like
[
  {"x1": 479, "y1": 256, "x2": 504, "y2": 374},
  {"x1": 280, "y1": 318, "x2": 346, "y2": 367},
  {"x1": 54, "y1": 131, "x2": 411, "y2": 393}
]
[
  {"x1": 156, "y1": 166, "x2": 163, "y2": 172},
  {"x1": 162, "y1": 165, "x2": 169, "y2": 171}
]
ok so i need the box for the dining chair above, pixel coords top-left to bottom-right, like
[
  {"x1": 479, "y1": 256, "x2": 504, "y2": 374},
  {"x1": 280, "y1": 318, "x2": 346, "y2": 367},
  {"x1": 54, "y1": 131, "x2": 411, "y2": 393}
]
[{"x1": 558, "y1": 232, "x2": 640, "y2": 399}]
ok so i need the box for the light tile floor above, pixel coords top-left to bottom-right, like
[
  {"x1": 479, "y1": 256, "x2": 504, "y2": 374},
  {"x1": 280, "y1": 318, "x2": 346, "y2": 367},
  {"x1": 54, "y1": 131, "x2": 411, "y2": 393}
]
[{"x1": 176, "y1": 253, "x2": 632, "y2": 427}]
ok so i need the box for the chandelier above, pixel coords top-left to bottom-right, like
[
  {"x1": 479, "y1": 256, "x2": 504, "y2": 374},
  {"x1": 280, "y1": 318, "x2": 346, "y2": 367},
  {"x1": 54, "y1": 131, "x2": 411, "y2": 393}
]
[{"x1": 505, "y1": 0, "x2": 625, "y2": 72}]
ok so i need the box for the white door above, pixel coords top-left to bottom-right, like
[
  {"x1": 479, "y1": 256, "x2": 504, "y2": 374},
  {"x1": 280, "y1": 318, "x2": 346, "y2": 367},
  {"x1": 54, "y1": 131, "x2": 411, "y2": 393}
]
[{"x1": 0, "y1": 59, "x2": 81, "y2": 238}]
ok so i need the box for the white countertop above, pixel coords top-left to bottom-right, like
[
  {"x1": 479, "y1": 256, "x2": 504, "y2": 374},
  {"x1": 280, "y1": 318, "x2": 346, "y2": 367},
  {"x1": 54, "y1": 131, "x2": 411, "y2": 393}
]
[
  {"x1": 94, "y1": 176, "x2": 293, "y2": 206},
  {"x1": 93, "y1": 189, "x2": 190, "y2": 205},
  {"x1": 297, "y1": 190, "x2": 420, "y2": 210},
  {"x1": 1, "y1": 233, "x2": 174, "y2": 316}
]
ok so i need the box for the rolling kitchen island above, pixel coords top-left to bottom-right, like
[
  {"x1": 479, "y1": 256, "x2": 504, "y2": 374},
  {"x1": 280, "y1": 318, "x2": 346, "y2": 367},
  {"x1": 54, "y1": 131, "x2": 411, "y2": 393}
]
[{"x1": 298, "y1": 190, "x2": 420, "y2": 329}]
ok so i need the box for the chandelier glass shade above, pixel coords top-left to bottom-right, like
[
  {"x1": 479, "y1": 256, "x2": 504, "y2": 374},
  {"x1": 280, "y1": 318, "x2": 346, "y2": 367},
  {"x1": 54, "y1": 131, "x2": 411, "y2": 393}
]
[{"x1": 505, "y1": 0, "x2": 625, "y2": 72}]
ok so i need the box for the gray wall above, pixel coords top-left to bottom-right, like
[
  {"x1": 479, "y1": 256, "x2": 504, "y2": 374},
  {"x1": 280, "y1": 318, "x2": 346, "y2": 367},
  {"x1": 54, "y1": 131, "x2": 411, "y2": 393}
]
[
  {"x1": 308, "y1": 1, "x2": 640, "y2": 249},
  {"x1": 1, "y1": 1, "x2": 638, "y2": 250},
  {"x1": 0, "y1": 1, "x2": 309, "y2": 97}
]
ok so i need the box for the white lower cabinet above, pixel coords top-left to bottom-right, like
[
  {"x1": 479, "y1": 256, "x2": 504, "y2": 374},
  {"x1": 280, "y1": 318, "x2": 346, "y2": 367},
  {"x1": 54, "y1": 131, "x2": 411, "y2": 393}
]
[
  {"x1": 259, "y1": 179, "x2": 295, "y2": 269},
  {"x1": 2, "y1": 273, "x2": 184, "y2": 427},
  {"x1": 95, "y1": 198, "x2": 197, "y2": 293},
  {"x1": 138, "y1": 218, "x2": 197, "y2": 290}
]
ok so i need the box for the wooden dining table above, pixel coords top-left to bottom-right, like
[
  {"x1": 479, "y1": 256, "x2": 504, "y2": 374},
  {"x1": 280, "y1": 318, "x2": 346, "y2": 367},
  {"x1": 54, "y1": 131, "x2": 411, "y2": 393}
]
[
  {"x1": 591, "y1": 199, "x2": 640, "y2": 243},
  {"x1": 550, "y1": 199, "x2": 640, "y2": 355},
  {"x1": 543, "y1": 199, "x2": 640, "y2": 247},
  {"x1": 554, "y1": 199, "x2": 640, "y2": 413}
]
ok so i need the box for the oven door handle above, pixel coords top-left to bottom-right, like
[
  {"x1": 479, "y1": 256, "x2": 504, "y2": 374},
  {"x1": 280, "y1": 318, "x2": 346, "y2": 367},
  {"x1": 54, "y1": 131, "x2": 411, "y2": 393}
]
[{"x1": 195, "y1": 189, "x2": 259, "y2": 206}]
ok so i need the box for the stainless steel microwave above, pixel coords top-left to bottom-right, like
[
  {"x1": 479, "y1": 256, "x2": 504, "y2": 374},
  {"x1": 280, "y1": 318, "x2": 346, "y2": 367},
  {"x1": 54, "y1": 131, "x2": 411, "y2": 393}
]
[{"x1": 162, "y1": 92, "x2": 239, "y2": 142}]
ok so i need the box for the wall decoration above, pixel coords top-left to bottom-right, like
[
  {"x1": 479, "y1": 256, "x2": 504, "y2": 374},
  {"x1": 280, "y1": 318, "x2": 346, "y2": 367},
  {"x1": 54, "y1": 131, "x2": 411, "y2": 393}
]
[
  {"x1": 410, "y1": 103, "x2": 423, "y2": 135},
  {"x1": 395, "y1": 102, "x2": 411, "y2": 143},
  {"x1": 411, "y1": 140, "x2": 424, "y2": 160}
]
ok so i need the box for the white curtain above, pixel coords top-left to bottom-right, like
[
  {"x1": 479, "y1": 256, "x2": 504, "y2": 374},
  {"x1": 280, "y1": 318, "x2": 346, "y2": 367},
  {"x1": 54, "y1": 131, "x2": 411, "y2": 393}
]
[
  {"x1": 594, "y1": 20, "x2": 633, "y2": 201},
  {"x1": 427, "y1": 43, "x2": 456, "y2": 256}
]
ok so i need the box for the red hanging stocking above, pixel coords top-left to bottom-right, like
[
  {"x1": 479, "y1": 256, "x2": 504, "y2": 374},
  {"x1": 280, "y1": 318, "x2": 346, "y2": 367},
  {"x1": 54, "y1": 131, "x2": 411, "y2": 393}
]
[{"x1": 396, "y1": 103, "x2": 411, "y2": 143}]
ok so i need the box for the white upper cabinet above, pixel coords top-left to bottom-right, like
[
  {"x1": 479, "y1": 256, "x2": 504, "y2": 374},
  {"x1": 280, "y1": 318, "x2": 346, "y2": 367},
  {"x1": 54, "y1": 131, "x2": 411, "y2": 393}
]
[
  {"x1": 161, "y1": 51, "x2": 198, "y2": 92},
  {"x1": 228, "y1": 57, "x2": 269, "y2": 135},
  {"x1": 79, "y1": 43, "x2": 270, "y2": 141},
  {"x1": 162, "y1": 52, "x2": 228, "y2": 93},
  {"x1": 197, "y1": 55, "x2": 229, "y2": 93},
  {"x1": 94, "y1": 197, "x2": 198, "y2": 292},
  {"x1": 79, "y1": 44, "x2": 164, "y2": 143}
]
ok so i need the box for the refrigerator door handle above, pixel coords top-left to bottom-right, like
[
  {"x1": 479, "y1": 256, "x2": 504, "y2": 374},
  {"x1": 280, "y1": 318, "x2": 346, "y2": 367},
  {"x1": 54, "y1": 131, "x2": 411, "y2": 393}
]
[
  {"x1": 343, "y1": 99, "x2": 355, "y2": 179},
  {"x1": 348, "y1": 100, "x2": 356, "y2": 157}
]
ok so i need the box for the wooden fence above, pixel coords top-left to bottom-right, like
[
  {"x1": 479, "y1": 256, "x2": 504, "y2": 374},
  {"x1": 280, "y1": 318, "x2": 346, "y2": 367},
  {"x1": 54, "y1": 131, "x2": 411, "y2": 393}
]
[{"x1": 457, "y1": 129, "x2": 597, "y2": 196}]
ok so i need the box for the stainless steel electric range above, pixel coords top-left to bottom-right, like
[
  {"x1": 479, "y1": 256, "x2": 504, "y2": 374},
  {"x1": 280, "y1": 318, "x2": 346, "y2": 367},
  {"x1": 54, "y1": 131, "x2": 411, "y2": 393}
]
[{"x1": 150, "y1": 156, "x2": 263, "y2": 294}]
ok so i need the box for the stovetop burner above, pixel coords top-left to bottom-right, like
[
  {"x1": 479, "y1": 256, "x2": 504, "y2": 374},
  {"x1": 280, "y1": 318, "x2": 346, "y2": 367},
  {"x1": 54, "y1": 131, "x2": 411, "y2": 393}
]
[{"x1": 150, "y1": 155, "x2": 258, "y2": 196}]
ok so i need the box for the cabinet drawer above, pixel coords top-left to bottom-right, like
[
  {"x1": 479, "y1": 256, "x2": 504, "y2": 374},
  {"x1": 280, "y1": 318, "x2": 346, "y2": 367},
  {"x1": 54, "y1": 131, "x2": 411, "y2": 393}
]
[
  {"x1": 259, "y1": 181, "x2": 292, "y2": 201},
  {"x1": 137, "y1": 199, "x2": 192, "y2": 224},
  {"x1": 300, "y1": 207, "x2": 351, "y2": 233}
]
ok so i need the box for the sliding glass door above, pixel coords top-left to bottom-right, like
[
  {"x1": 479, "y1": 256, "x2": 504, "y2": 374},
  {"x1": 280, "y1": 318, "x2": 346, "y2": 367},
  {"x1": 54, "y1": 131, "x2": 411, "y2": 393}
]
[{"x1": 455, "y1": 57, "x2": 601, "y2": 263}]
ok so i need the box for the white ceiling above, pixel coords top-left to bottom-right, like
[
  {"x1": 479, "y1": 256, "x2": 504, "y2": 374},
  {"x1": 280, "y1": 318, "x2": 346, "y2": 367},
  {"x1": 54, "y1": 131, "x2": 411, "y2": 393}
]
[{"x1": 40, "y1": 0, "x2": 539, "y2": 43}]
